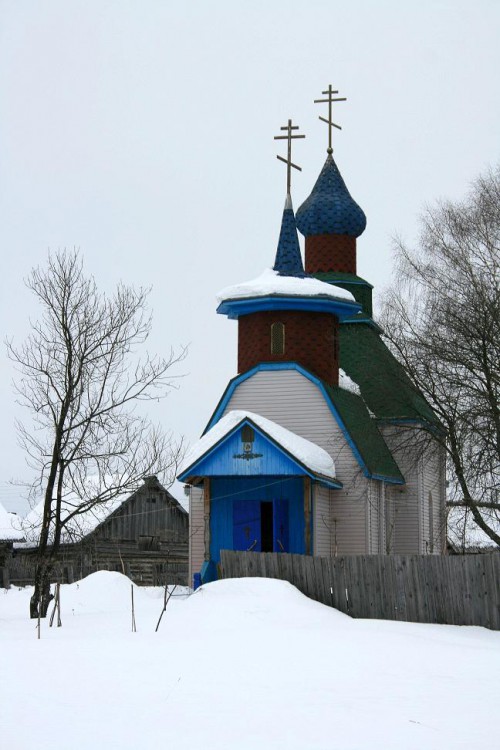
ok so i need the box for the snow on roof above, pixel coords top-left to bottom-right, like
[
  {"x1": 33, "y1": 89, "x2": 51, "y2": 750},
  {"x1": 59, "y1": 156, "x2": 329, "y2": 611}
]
[
  {"x1": 0, "y1": 502, "x2": 24, "y2": 541},
  {"x1": 339, "y1": 368, "x2": 360, "y2": 396},
  {"x1": 179, "y1": 409, "x2": 336, "y2": 480},
  {"x1": 20, "y1": 487, "x2": 132, "y2": 546},
  {"x1": 217, "y1": 268, "x2": 355, "y2": 304}
]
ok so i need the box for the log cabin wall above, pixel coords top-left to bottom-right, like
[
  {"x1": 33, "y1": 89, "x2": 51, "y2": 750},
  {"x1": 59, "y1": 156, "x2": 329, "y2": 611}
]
[{"x1": 8, "y1": 481, "x2": 189, "y2": 588}]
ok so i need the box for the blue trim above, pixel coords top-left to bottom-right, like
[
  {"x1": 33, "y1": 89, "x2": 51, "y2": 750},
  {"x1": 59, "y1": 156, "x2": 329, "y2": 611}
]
[
  {"x1": 204, "y1": 362, "x2": 376, "y2": 481},
  {"x1": 200, "y1": 560, "x2": 218, "y2": 584},
  {"x1": 371, "y1": 473, "x2": 405, "y2": 485},
  {"x1": 178, "y1": 414, "x2": 342, "y2": 488},
  {"x1": 216, "y1": 295, "x2": 361, "y2": 321}
]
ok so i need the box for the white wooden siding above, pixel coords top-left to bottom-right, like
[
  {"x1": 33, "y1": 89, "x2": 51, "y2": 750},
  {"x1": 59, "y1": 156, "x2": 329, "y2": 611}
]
[
  {"x1": 385, "y1": 484, "x2": 395, "y2": 553},
  {"x1": 381, "y1": 426, "x2": 422, "y2": 554},
  {"x1": 313, "y1": 485, "x2": 332, "y2": 556},
  {"x1": 421, "y1": 443, "x2": 446, "y2": 554},
  {"x1": 381, "y1": 426, "x2": 445, "y2": 555},
  {"x1": 224, "y1": 369, "x2": 369, "y2": 553},
  {"x1": 379, "y1": 482, "x2": 387, "y2": 554},
  {"x1": 329, "y1": 492, "x2": 369, "y2": 554},
  {"x1": 368, "y1": 481, "x2": 387, "y2": 554},
  {"x1": 189, "y1": 486, "x2": 205, "y2": 584}
]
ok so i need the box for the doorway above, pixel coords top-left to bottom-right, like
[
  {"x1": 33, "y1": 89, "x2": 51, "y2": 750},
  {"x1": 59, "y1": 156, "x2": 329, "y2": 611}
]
[
  {"x1": 260, "y1": 501, "x2": 273, "y2": 551},
  {"x1": 232, "y1": 498, "x2": 289, "y2": 552}
]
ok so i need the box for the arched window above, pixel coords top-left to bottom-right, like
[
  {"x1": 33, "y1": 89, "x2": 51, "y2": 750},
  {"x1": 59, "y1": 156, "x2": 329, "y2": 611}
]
[{"x1": 270, "y1": 322, "x2": 285, "y2": 355}]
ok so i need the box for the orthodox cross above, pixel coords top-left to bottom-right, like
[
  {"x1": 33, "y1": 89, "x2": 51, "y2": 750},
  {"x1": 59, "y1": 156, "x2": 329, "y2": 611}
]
[
  {"x1": 314, "y1": 84, "x2": 346, "y2": 154},
  {"x1": 274, "y1": 119, "x2": 305, "y2": 195}
]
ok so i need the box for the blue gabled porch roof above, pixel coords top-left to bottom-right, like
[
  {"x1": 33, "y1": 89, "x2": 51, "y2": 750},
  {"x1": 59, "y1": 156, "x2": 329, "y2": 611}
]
[
  {"x1": 178, "y1": 414, "x2": 342, "y2": 489},
  {"x1": 205, "y1": 363, "x2": 405, "y2": 485}
]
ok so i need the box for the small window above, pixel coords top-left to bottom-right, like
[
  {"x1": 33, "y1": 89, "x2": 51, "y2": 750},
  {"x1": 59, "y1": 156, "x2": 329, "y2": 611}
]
[
  {"x1": 241, "y1": 424, "x2": 255, "y2": 444},
  {"x1": 271, "y1": 322, "x2": 285, "y2": 355}
]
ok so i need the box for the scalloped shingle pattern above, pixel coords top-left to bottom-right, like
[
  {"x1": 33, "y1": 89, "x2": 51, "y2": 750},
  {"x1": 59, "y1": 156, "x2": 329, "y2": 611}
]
[
  {"x1": 296, "y1": 155, "x2": 367, "y2": 238},
  {"x1": 273, "y1": 207, "x2": 306, "y2": 277}
]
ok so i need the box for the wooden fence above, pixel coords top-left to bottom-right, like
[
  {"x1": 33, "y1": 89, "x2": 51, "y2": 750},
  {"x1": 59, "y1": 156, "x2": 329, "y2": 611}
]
[{"x1": 220, "y1": 550, "x2": 500, "y2": 630}]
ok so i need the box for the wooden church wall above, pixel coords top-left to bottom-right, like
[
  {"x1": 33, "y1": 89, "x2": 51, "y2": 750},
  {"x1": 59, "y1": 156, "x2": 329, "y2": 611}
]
[
  {"x1": 421, "y1": 442, "x2": 446, "y2": 554},
  {"x1": 313, "y1": 486, "x2": 332, "y2": 556},
  {"x1": 209, "y1": 477, "x2": 305, "y2": 563},
  {"x1": 381, "y1": 427, "x2": 421, "y2": 555},
  {"x1": 314, "y1": 485, "x2": 369, "y2": 556},
  {"x1": 189, "y1": 485, "x2": 205, "y2": 585},
  {"x1": 367, "y1": 481, "x2": 383, "y2": 554},
  {"x1": 225, "y1": 369, "x2": 370, "y2": 555},
  {"x1": 381, "y1": 425, "x2": 444, "y2": 555}
]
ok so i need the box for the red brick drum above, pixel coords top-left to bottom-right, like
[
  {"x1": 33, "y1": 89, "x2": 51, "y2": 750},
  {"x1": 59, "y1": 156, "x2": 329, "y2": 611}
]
[
  {"x1": 305, "y1": 234, "x2": 357, "y2": 275},
  {"x1": 238, "y1": 309, "x2": 339, "y2": 385}
]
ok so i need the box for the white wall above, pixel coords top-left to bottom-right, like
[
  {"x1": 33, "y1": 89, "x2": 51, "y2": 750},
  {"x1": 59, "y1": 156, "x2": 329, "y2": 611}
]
[{"x1": 226, "y1": 369, "x2": 370, "y2": 554}]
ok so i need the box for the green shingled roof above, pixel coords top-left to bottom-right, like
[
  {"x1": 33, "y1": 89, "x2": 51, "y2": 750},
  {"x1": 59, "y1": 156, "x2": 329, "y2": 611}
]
[
  {"x1": 313, "y1": 272, "x2": 374, "y2": 317},
  {"x1": 339, "y1": 322, "x2": 437, "y2": 424},
  {"x1": 314, "y1": 271, "x2": 373, "y2": 287},
  {"x1": 322, "y1": 382, "x2": 405, "y2": 483}
]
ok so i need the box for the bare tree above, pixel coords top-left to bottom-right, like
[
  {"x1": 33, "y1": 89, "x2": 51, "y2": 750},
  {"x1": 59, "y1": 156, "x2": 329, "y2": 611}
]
[
  {"x1": 7, "y1": 250, "x2": 185, "y2": 617},
  {"x1": 382, "y1": 166, "x2": 500, "y2": 547}
]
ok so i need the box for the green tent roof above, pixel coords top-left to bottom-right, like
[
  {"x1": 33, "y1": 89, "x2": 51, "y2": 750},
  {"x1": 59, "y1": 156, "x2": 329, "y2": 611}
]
[
  {"x1": 322, "y1": 382, "x2": 405, "y2": 483},
  {"x1": 339, "y1": 322, "x2": 437, "y2": 424}
]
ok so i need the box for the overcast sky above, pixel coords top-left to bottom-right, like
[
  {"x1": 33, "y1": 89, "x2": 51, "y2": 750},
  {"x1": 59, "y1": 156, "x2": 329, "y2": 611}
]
[{"x1": 1, "y1": 0, "x2": 499, "y2": 513}]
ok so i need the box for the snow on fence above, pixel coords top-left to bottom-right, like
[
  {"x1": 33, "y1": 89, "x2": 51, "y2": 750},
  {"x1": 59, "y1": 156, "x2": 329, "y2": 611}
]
[{"x1": 220, "y1": 550, "x2": 500, "y2": 630}]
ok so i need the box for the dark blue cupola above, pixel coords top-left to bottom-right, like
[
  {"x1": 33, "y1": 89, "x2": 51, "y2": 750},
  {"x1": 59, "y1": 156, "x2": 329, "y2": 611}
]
[
  {"x1": 273, "y1": 194, "x2": 306, "y2": 277},
  {"x1": 296, "y1": 154, "x2": 366, "y2": 237},
  {"x1": 296, "y1": 154, "x2": 366, "y2": 276}
]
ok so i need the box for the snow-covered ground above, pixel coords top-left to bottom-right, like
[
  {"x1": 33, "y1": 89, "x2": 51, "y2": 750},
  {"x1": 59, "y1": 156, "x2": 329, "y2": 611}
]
[{"x1": 1, "y1": 573, "x2": 499, "y2": 750}]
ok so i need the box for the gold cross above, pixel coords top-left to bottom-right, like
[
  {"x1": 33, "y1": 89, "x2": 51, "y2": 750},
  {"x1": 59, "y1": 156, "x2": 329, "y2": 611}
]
[
  {"x1": 314, "y1": 84, "x2": 347, "y2": 154},
  {"x1": 274, "y1": 119, "x2": 305, "y2": 195}
]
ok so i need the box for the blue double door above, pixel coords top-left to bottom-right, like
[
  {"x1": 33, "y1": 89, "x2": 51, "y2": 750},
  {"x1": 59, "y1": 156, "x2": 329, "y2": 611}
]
[{"x1": 233, "y1": 498, "x2": 289, "y2": 553}]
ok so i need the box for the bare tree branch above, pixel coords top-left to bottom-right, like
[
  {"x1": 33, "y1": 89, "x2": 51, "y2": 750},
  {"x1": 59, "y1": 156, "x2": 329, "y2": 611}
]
[
  {"x1": 6, "y1": 249, "x2": 186, "y2": 617},
  {"x1": 381, "y1": 165, "x2": 500, "y2": 548}
]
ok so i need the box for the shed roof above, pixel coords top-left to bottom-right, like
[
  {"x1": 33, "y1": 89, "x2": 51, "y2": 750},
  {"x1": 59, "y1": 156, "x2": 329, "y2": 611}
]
[
  {"x1": 0, "y1": 501, "x2": 24, "y2": 541},
  {"x1": 18, "y1": 477, "x2": 182, "y2": 546}
]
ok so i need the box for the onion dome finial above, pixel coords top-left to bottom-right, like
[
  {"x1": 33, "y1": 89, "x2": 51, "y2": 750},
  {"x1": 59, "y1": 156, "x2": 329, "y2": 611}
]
[{"x1": 296, "y1": 154, "x2": 366, "y2": 238}]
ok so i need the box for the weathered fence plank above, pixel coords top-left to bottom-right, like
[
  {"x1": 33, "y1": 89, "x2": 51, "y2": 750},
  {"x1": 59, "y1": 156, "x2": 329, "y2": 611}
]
[{"x1": 219, "y1": 550, "x2": 500, "y2": 630}]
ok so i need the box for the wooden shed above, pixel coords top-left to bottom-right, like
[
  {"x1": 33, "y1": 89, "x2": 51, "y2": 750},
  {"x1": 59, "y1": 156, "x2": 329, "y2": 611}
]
[{"x1": 8, "y1": 476, "x2": 188, "y2": 587}]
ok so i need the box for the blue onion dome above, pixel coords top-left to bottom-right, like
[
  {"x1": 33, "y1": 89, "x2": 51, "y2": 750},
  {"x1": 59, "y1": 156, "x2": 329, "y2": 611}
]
[
  {"x1": 273, "y1": 194, "x2": 306, "y2": 277},
  {"x1": 296, "y1": 155, "x2": 367, "y2": 238}
]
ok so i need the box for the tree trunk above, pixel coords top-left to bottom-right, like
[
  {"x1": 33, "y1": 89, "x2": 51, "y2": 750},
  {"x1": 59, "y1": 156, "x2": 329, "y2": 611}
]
[{"x1": 30, "y1": 562, "x2": 54, "y2": 619}]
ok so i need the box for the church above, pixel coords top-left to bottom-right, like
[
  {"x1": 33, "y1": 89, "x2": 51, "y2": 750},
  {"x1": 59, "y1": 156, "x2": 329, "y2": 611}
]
[{"x1": 178, "y1": 86, "x2": 446, "y2": 587}]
